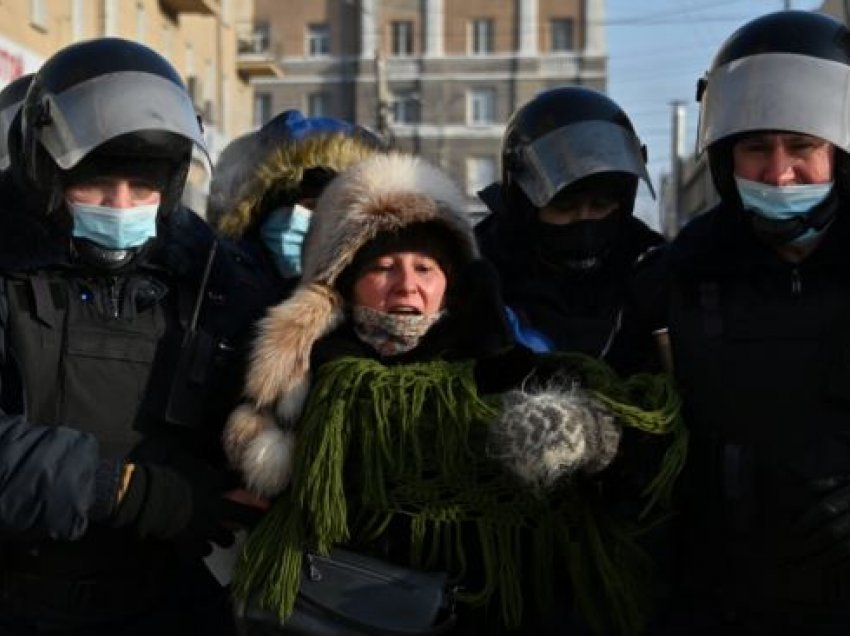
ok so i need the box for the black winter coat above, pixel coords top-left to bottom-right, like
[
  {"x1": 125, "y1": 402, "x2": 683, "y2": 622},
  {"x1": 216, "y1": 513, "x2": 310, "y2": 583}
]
[
  {"x1": 655, "y1": 204, "x2": 850, "y2": 634},
  {"x1": 475, "y1": 184, "x2": 664, "y2": 375},
  {"x1": 0, "y1": 173, "x2": 271, "y2": 629}
]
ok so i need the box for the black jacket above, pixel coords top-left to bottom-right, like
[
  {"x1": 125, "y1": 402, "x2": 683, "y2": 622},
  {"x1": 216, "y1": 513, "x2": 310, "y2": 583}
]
[
  {"x1": 475, "y1": 183, "x2": 664, "y2": 375},
  {"x1": 659, "y1": 203, "x2": 850, "y2": 633}
]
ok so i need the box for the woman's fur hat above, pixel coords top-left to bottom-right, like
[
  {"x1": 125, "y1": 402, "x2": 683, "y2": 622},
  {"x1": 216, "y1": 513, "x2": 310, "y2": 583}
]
[{"x1": 224, "y1": 152, "x2": 477, "y2": 496}]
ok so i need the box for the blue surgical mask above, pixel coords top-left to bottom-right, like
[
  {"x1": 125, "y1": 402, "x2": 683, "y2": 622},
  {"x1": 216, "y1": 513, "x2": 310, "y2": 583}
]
[
  {"x1": 261, "y1": 203, "x2": 312, "y2": 278},
  {"x1": 68, "y1": 201, "x2": 159, "y2": 250},
  {"x1": 735, "y1": 177, "x2": 834, "y2": 245},
  {"x1": 735, "y1": 177, "x2": 833, "y2": 221}
]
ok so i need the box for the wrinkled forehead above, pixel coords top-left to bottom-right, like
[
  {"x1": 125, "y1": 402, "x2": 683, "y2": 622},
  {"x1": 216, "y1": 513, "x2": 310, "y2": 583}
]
[{"x1": 733, "y1": 131, "x2": 833, "y2": 146}]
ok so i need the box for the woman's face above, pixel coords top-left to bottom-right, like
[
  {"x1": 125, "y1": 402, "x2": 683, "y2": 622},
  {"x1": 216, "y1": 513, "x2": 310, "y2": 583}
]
[{"x1": 353, "y1": 251, "x2": 447, "y2": 315}]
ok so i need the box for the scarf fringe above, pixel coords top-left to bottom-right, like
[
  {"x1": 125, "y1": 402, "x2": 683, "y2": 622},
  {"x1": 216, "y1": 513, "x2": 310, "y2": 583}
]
[{"x1": 233, "y1": 354, "x2": 685, "y2": 634}]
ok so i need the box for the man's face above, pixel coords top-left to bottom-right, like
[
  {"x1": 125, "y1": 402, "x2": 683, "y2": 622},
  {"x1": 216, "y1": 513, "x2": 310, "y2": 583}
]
[
  {"x1": 733, "y1": 132, "x2": 834, "y2": 186},
  {"x1": 65, "y1": 175, "x2": 162, "y2": 208},
  {"x1": 537, "y1": 191, "x2": 619, "y2": 226}
]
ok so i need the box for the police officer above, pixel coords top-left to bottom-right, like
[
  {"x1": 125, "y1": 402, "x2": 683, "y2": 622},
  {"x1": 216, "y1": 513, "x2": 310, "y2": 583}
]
[
  {"x1": 476, "y1": 86, "x2": 663, "y2": 375},
  {"x1": 651, "y1": 11, "x2": 850, "y2": 634},
  {"x1": 0, "y1": 38, "x2": 264, "y2": 635}
]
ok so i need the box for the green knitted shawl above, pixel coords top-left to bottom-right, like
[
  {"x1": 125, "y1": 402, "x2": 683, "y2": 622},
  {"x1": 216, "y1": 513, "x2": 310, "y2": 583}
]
[{"x1": 233, "y1": 352, "x2": 686, "y2": 635}]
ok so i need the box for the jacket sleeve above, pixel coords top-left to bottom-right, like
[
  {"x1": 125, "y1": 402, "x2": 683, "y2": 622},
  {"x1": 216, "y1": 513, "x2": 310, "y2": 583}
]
[{"x1": 0, "y1": 414, "x2": 123, "y2": 541}]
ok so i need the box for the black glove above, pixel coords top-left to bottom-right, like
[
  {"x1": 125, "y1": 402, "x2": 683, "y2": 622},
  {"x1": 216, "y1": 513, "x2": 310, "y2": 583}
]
[
  {"x1": 450, "y1": 259, "x2": 515, "y2": 358},
  {"x1": 790, "y1": 476, "x2": 850, "y2": 567},
  {"x1": 111, "y1": 463, "x2": 238, "y2": 558},
  {"x1": 473, "y1": 344, "x2": 539, "y2": 395}
]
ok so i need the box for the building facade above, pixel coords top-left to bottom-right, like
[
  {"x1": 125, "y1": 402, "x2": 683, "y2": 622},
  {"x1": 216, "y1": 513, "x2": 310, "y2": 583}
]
[
  {"x1": 250, "y1": 0, "x2": 607, "y2": 218},
  {"x1": 0, "y1": 0, "x2": 262, "y2": 213}
]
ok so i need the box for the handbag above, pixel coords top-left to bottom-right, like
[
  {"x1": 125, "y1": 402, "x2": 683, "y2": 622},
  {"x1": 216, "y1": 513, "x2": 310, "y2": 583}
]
[{"x1": 238, "y1": 548, "x2": 457, "y2": 636}]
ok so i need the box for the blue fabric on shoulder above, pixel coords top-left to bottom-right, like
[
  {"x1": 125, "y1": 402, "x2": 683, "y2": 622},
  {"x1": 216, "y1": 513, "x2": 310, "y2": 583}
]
[{"x1": 504, "y1": 306, "x2": 554, "y2": 353}]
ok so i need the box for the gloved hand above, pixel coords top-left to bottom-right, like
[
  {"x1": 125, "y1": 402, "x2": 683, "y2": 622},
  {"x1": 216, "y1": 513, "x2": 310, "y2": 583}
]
[
  {"x1": 111, "y1": 463, "x2": 261, "y2": 558},
  {"x1": 450, "y1": 259, "x2": 515, "y2": 358},
  {"x1": 473, "y1": 344, "x2": 539, "y2": 395},
  {"x1": 790, "y1": 476, "x2": 850, "y2": 567},
  {"x1": 488, "y1": 384, "x2": 621, "y2": 490}
]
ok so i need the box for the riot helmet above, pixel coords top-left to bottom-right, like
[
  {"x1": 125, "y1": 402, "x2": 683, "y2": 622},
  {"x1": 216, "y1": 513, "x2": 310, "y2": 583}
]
[
  {"x1": 501, "y1": 86, "x2": 654, "y2": 214},
  {"x1": 0, "y1": 73, "x2": 33, "y2": 170},
  {"x1": 697, "y1": 10, "x2": 850, "y2": 243},
  {"x1": 20, "y1": 38, "x2": 208, "y2": 268},
  {"x1": 501, "y1": 86, "x2": 654, "y2": 271}
]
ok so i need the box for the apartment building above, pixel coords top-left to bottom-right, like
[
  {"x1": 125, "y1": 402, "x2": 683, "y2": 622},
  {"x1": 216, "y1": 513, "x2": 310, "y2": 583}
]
[
  {"x1": 0, "y1": 0, "x2": 263, "y2": 212},
  {"x1": 250, "y1": 0, "x2": 607, "y2": 217}
]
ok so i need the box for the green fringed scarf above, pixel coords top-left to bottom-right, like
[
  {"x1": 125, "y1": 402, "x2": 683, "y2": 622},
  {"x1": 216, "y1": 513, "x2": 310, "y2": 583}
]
[{"x1": 233, "y1": 352, "x2": 686, "y2": 635}]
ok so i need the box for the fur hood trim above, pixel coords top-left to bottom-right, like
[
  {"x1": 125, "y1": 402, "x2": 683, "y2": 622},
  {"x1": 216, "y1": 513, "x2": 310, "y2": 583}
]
[
  {"x1": 224, "y1": 153, "x2": 476, "y2": 495},
  {"x1": 215, "y1": 133, "x2": 379, "y2": 238}
]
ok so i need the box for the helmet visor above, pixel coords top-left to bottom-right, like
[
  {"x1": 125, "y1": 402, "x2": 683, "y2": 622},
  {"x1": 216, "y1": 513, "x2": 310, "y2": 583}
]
[
  {"x1": 38, "y1": 71, "x2": 208, "y2": 170},
  {"x1": 698, "y1": 53, "x2": 850, "y2": 154},
  {"x1": 514, "y1": 120, "x2": 654, "y2": 208}
]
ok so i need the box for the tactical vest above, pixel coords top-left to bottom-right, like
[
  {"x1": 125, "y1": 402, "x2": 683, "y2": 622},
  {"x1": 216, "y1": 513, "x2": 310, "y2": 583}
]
[{"x1": 0, "y1": 267, "x2": 225, "y2": 458}]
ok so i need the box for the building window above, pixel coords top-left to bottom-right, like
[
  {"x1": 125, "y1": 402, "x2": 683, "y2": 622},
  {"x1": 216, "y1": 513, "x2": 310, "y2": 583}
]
[
  {"x1": 30, "y1": 0, "x2": 47, "y2": 29},
  {"x1": 551, "y1": 18, "x2": 574, "y2": 52},
  {"x1": 307, "y1": 23, "x2": 330, "y2": 56},
  {"x1": 391, "y1": 21, "x2": 414, "y2": 57},
  {"x1": 468, "y1": 88, "x2": 496, "y2": 125},
  {"x1": 466, "y1": 157, "x2": 497, "y2": 196},
  {"x1": 307, "y1": 92, "x2": 330, "y2": 117},
  {"x1": 245, "y1": 22, "x2": 271, "y2": 53},
  {"x1": 254, "y1": 93, "x2": 272, "y2": 127},
  {"x1": 392, "y1": 93, "x2": 420, "y2": 124},
  {"x1": 470, "y1": 19, "x2": 493, "y2": 55}
]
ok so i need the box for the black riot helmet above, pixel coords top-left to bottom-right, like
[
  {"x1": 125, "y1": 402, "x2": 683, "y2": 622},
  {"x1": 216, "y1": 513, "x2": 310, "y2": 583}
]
[
  {"x1": 0, "y1": 73, "x2": 33, "y2": 170},
  {"x1": 501, "y1": 86, "x2": 654, "y2": 216},
  {"x1": 19, "y1": 38, "x2": 208, "y2": 268},
  {"x1": 697, "y1": 11, "x2": 850, "y2": 212},
  {"x1": 21, "y1": 38, "x2": 207, "y2": 218}
]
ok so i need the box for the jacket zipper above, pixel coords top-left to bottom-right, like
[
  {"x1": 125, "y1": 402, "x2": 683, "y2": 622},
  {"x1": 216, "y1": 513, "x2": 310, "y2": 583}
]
[
  {"x1": 108, "y1": 276, "x2": 121, "y2": 318},
  {"x1": 791, "y1": 268, "x2": 802, "y2": 296}
]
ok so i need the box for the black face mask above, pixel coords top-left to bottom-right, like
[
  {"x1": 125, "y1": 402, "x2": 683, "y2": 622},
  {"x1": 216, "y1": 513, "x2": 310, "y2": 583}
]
[{"x1": 532, "y1": 213, "x2": 622, "y2": 272}]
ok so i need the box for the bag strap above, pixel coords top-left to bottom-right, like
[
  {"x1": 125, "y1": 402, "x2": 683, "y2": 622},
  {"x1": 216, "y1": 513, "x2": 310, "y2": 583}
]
[{"x1": 297, "y1": 593, "x2": 457, "y2": 636}]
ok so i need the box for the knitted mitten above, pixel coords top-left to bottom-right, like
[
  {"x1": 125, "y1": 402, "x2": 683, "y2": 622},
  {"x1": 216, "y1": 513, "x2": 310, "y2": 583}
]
[{"x1": 488, "y1": 383, "x2": 621, "y2": 489}]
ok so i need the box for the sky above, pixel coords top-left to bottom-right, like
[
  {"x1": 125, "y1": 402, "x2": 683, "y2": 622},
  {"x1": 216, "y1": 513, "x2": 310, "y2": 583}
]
[{"x1": 605, "y1": 0, "x2": 825, "y2": 229}]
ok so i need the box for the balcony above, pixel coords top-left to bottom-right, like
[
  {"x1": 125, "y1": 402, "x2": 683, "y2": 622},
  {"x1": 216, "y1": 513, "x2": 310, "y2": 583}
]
[
  {"x1": 159, "y1": 0, "x2": 218, "y2": 15},
  {"x1": 236, "y1": 22, "x2": 283, "y2": 79}
]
